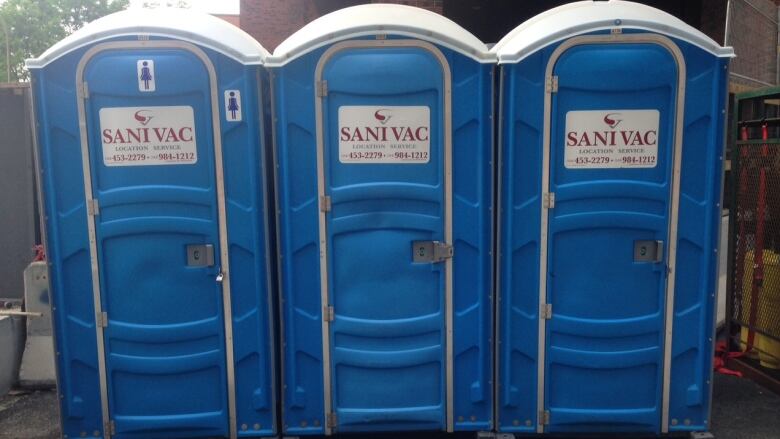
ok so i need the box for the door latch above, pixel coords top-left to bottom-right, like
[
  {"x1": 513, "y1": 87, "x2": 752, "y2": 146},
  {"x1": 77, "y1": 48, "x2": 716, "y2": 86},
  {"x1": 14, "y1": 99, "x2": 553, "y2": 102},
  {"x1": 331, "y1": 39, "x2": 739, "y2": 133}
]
[
  {"x1": 633, "y1": 240, "x2": 664, "y2": 263},
  {"x1": 412, "y1": 241, "x2": 454, "y2": 263},
  {"x1": 186, "y1": 244, "x2": 215, "y2": 267},
  {"x1": 216, "y1": 270, "x2": 224, "y2": 283}
]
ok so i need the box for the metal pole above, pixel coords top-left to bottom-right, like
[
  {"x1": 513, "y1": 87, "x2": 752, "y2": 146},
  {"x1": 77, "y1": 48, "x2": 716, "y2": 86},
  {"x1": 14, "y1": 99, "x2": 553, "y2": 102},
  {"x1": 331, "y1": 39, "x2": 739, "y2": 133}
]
[
  {"x1": 724, "y1": 0, "x2": 732, "y2": 46},
  {"x1": 0, "y1": 310, "x2": 43, "y2": 317},
  {"x1": 730, "y1": 71, "x2": 775, "y2": 87}
]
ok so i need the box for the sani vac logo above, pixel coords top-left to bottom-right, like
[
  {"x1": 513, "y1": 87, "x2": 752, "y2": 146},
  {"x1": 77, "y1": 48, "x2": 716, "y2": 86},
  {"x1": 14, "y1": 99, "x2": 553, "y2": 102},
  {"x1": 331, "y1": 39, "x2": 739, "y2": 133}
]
[
  {"x1": 564, "y1": 109, "x2": 660, "y2": 169},
  {"x1": 99, "y1": 106, "x2": 198, "y2": 167},
  {"x1": 374, "y1": 109, "x2": 392, "y2": 125},
  {"x1": 133, "y1": 110, "x2": 154, "y2": 126},
  {"x1": 338, "y1": 105, "x2": 430, "y2": 164},
  {"x1": 603, "y1": 113, "x2": 622, "y2": 129}
]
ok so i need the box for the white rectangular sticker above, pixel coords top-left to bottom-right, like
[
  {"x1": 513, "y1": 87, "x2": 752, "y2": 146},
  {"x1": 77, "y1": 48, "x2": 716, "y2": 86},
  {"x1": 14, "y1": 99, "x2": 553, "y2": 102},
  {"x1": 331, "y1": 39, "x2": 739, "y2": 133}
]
[
  {"x1": 137, "y1": 59, "x2": 155, "y2": 92},
  {"x1": 224, "y1": 90, "x2": 242, "y2": 122},
  {"x1": 99, "y1": 106, "x2": 197, "y2": 167},
  {"x1": 338, "y1": 105, "x2": 430, "y2": 164},
  {"x1": 564, "y1": 109, "x2": 660, "y2": 169}
]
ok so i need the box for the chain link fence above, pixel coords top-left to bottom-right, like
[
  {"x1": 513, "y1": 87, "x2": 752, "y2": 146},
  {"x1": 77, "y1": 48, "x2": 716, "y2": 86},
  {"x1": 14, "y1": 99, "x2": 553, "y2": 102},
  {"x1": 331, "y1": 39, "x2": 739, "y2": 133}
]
[{"x1": 730, "y1": 95, "x2": 780, "y2": 368}]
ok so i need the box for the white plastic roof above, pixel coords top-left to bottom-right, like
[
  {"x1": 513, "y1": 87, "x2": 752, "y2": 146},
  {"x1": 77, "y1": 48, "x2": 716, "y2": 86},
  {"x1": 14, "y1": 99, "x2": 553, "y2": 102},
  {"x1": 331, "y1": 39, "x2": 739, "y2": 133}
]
[
  {"x1": 267, "y1": 3, "x2": 493, "y2": 66},
  {"x1": 26, "y1": 8, "x2": 269, "y2": 69},
  {"x1": 492, "y1": 0, "x2": 735, "y2": 64}
]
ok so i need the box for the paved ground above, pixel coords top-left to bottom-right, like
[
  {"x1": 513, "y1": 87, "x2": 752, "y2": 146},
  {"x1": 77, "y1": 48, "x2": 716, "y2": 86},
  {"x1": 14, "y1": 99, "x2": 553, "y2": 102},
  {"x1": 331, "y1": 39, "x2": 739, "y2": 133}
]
[
  {"x1": 0, "y1": 389, "x2": 58, "y2": 439},
  {"x1": 0, "y1": 373, "x2": 779, "y2": 439},
  {"x1": 710, "y1": 373, "x2": 780, "y2": 439}
]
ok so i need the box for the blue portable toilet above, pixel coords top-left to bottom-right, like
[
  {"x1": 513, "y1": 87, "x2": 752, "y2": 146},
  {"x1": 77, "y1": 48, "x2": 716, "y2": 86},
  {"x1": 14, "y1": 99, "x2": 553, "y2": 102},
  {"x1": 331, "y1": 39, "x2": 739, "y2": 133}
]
[
  {"x1": 27, "y1": 9, "x2": 277, "y2": 439},
  {"x1": 493, "y1": 0, "x2": 733, "y2": 435},
  {"x1": 267, "y1": 4, "x2": 494, "y2": 435}
]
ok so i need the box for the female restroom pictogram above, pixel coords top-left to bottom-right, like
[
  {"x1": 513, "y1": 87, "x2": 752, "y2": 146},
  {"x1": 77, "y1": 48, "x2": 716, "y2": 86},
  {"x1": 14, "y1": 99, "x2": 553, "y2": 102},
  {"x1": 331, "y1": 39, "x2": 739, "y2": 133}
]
[
  {"x1": 136, "y1": 59, "x2": 156, "y2": 92},
  {"x1": 228, "y1": 91, "x2": 239, "y2": 118},
  {"x1": 224, "y1": 89, "x2": 242, "y2": 122}
]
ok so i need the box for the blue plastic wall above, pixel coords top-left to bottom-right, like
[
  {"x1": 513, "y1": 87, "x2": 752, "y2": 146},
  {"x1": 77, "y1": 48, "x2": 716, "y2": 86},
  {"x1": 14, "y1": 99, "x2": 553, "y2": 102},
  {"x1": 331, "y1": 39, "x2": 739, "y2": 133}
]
[
  {"x1": 31, "y1": 36, "x2": 276, "y2": 438},
  {"x1": 497, "y1": 30, "x2": 728, "y2": 434},
  {"x1": 272, "y1": 37, "x2": 493, "y2": 435}
]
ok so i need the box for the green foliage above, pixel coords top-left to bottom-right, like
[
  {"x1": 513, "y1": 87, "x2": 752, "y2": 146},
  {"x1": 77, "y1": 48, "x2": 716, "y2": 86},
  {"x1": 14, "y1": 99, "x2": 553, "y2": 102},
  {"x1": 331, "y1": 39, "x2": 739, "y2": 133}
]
[{"x1": 0, "y1": 0, "x2": 129, "y2": 81}]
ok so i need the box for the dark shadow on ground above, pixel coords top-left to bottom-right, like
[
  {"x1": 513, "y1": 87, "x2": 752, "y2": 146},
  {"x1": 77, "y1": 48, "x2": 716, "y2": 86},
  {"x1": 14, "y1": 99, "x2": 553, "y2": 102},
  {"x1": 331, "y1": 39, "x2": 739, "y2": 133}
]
[{"x1": 0, "y1": 373, "x2": 778, "y2": 439}]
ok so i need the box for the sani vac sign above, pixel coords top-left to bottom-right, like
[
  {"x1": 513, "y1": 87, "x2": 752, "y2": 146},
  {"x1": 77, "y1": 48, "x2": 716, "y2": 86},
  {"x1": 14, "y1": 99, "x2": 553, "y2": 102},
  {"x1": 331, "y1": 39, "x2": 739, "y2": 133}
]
[
  {"x1": 564, "y1": 109, "x2": 660, "y2": 169},
  {"x1": 338, "y1": 106, "x2": 430, "y2": 164},
  {"x1": 99, "y1": 106, "x2": 197, "y2": 166}
]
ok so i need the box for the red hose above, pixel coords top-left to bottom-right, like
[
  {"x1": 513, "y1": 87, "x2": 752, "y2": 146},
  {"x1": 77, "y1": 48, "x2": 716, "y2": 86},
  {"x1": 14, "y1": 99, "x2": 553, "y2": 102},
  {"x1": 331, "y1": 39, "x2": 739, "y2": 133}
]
[{"x1": 32, "y1": 244, "x2": 45, "y2": 262}]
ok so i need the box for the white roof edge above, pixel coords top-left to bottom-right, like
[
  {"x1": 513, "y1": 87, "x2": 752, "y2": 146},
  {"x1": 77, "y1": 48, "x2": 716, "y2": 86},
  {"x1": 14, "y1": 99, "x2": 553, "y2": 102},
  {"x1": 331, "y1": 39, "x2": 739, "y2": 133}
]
[
  {"x1": 26, "y1": 8, "x2": 269, "y2": 69},
  {"x1": 492, "y1": 0, "x2": 735, "y2": 64},
  {"x1": 267, "y1": 4, "x2": 494, "y2": 67}
]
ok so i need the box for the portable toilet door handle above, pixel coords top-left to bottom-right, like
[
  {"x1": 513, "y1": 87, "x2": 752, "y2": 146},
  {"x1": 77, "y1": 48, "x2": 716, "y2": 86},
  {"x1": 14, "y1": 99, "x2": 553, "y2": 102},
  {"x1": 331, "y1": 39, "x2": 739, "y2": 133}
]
[
  {"x1": 186, "y1": 243, "x2": 215, "y2": 267},
  {"x1": 216, "y1": 270, "x2": 224, "y2": 283},
  {"x1": 412, "y1": 240, "x2": 454, "y2": 263},
  {"x1": 633, "y1": 240, "x2": 664, "y2": 263}
]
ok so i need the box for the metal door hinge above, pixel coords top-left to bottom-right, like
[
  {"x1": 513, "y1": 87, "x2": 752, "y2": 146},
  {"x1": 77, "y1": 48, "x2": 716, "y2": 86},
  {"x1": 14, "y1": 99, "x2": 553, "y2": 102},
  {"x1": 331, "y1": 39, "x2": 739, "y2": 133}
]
[
  {"x1": 541, "y1": 303, "x2": 552, "y2": 320},
  {"x1": 78, "y1": 81, "x2": 90, "y2": 99},
  {"x1": 87, "y1": 199, "x2": 100, "y2": 216},
  {"x1": 545, "y1": 76, "x2": 558, "y2": 93},
  {"x1": 320, "y1": 195, "x2": 332, "y2": 212},
  {"x1": 539, "y1": 410, "x2": 550, "y2": 425},
  {"x1": 543, "y1": 192, "x2": 555, "y2": 209},
  {"x1": 316, "y1": 80, "x2": 328, "y2": 97},
  {"x1": 97, "y1": 311, "x2": 108, "y2": 328},
  {"x1": 324, "y1": 305, "x2": 334, "y2": 322},
  {"x1": 327, "y1": 412, "x2": 337, "y2": 429},
  {"x1": 107, "y1": 419, "x2": 116, "y2": 435}
]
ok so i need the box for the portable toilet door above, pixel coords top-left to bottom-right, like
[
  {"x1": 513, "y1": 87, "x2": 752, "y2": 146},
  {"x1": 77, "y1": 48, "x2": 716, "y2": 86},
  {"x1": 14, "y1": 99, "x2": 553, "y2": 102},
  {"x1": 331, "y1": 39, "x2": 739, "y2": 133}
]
[
  {"x1": 26, "y1": 9, "x2": 277, "y2": 439},
  {"x1": 493, "y1": 0, "x2": 734, "y2": 435},
  {"x1": 268, "y1": 4, "x2": 495, "y2": 435}
]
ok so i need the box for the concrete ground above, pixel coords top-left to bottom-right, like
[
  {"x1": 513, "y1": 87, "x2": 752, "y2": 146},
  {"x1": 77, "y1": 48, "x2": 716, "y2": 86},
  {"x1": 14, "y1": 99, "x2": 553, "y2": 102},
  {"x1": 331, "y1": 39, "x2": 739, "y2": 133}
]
[
  {"x1": 710, "y1": 373, "x2": 780, "y2": 439},
  {"x1": 0, "y1": 373, "x2": 778, "y2": 439},
  {"x1": 0, "y1": 389, "x2": 58, "y2": 439}
]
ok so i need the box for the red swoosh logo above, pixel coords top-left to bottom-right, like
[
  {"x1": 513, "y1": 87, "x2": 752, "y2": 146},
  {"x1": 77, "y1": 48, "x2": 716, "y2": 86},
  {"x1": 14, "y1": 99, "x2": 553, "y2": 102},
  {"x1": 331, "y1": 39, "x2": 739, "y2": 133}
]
[
  {"x1": 134, "y1": 110, "x2": 152, "y2": 125},
  {"x1": 603, "y1": 113, "x2": 621, "y2": 129}
]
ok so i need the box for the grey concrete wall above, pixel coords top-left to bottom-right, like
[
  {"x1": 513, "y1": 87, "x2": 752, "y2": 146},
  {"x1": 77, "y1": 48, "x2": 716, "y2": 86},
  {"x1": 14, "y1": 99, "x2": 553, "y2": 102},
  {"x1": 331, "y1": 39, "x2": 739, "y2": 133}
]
[
  {"x1": 0, "y1": 315, "x2": 24, "y2": 395},
  {"x1": 0, "y1": 85, "x2": 37, "y2": 300}
]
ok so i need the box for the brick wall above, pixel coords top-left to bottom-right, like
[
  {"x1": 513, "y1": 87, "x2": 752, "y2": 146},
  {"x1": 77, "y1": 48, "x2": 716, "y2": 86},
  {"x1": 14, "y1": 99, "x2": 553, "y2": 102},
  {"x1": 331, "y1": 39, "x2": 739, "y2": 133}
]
[
  {"x1": 371, "y1": 0, "x2": 442, "y2": 14},
  {"x1": 213, "y1": 14, "x2": 240, "y2": 28},
  {"x1": 240, "y1": 0, "x2": 780, "y2": 90},
  {"x1": 240, "y1": 0, "x2": 443, "y2": 52},
  {"x1": 239, "y1": 0, "x2": 320, "y2": 52},
  {"x1": 700, "y1": 0, "x2": 728, "y2": 45},
  {"x1": 726, "y1": 0, "x2": 778, "y2": 90}
]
